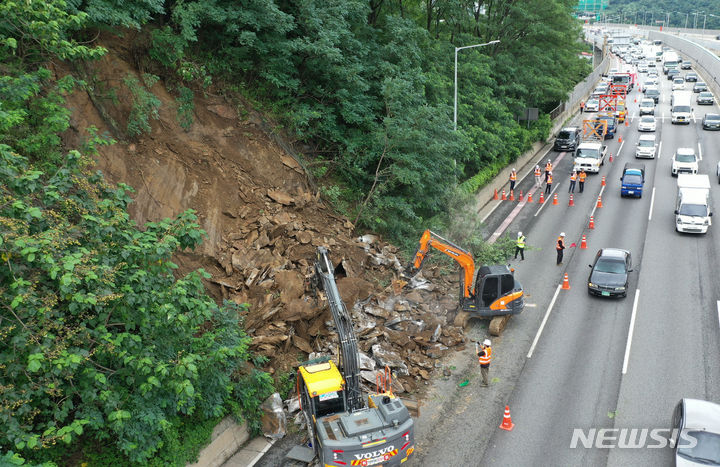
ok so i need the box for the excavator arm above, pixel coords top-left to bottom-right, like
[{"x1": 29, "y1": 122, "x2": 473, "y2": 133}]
[{"x1": 405, "y1": 229, "x2": 476, "y2": 299}]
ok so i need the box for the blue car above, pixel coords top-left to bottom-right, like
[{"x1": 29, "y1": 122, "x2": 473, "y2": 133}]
[
  {"x1": 620, "y1": 163, "x2": 645, "y2": 198},
  {"x1": 596, "y1": 114, "x2": 617, "y2": 139}
]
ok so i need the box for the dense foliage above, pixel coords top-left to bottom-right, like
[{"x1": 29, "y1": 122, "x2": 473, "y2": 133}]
[
  {"x1": 0, "y1": 1, "x2": 273, "y2": 465},
  {"x1": 601, "y1": 0, "x2": 720, "y2": 30}
]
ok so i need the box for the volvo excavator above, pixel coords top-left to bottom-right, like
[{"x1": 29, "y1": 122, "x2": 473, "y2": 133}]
[
  {"x1": 404, "y1": 230, "x2": 524, "y2": 335},
  {"x1": 291, "y1": 247, "x2": 415, "y2": 466}
]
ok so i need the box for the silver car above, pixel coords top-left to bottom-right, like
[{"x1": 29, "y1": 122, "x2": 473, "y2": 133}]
[
  {"x1": 671, "y1": 399, "x2": 720, "y2": 466},
  {"x1": 585, "y1": 98, "x2": 600, "y2": 112},
  {"x1": 638, "y1": 115, "x2": 656, "y2": 132}
]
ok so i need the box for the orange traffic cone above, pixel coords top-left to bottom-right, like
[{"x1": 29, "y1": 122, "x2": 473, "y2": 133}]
[
  {"x1": 518, "y1": 190, "x2": 523, "y2": 202},
  {"x1": 596, "y1": 195, "x2": 603, "y2": 208},
  {"x1": 494, "y1": 188, "x2": 499, "y2": 200},
  {"x1": 618, "y1": 136, "x2": 623, "y2": 143},
  {"x1": 609, "y1": 153, "x2": 613, "y2": 163},
  {"x1": 568, "y1": 194, "x2": 574, "y2": 206},
  {"x1": 589, "y1": 216, "x2": 595, "y2": 229},
  {"x1": 527, "y1": 192, "x2": 533, "y2": 203},
  {"x1": 539, "y1": 192, "x2": 545, "y2": 204},
  {"x1": 602, "y1": 175, "x2": 606, "y2": 186},
  {"x1": 509, "y1": 190, "x2": 515, "y2": 201},
  {"x1": 502, "y1": 189, "x2": 507, "y2": 201},
  {"x1": 580, "y1": 234, "x2": 587, "y2": 249},
  {"x1": 562, "y1": 273, "x2": 571, "y2": 290},
  {"x1": 552, "y1": 193, "x2": 558, "y2": 205},
  {"x1": 499, "y1": 405, "x2": 515, "y2": 431},
  {"x1": 625, "y1": 118, "x2": 629, "y2": 127}
]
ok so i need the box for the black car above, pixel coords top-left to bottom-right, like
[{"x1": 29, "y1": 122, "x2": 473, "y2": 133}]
[
  {"x1": 681, "y1": 60, "x2": 692, "y2": 70},
  {"x1": 694, "y1": 81, "x2": 708, "y2": 93},
  {"x1": 703, "y1": 113, "x2": 720, "y2": 130},
  {"x1": 645, "y1": 88, "x2": 661, "y2": 104},
  {"x1": 667, "y1": 69, "x2": 680, "y2": 80},
  {"x1": 685, "y1": 72, "x2": 698, "y2": 82},
  {"x1": 697, "y1": 92, "x2": 714, "y2": 105},
  {"x1": 553, "y1": 127, "x2": 581, "y2": 151},
  {"x1": 587, "y1": 248, "x2": 633, "y2": 298}
]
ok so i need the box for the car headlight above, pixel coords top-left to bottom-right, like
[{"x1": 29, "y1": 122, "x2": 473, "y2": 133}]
[
  {"x1": 704, "y1": 219, "x2": 710, "y2": 226},
  {"x1": 615, "y1": 287, "x2": 626, "y2": 291},
  {"x1": 588, "y1": 282, "x2": 596, "y2": 288}
]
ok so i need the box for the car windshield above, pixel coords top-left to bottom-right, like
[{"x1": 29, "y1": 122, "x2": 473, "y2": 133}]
[
  {"x1": 647, "y1": 90, "x2": 659, "y2": 96},
  {"x1": 641, "y1": 116, "x2": 654, "y2": 123},
  {"x1": 558, "y1": 131, "x2": 573, "y2": 139},
  {"x1": 577, "y1": 148, "x2": 600, "y2": 159},
  {"x1": 588, "y1": 100, "x2": 599, "y2": 106},
  {"x1": 706, "y1": 115, "x2": 720, "y2": 122},
  {"x1": 623, "y1": 174, "x2": 643, "y2": 184},
  {"x1": 676, "y1": 152, "x2": 696, "y2": 162},
  {"x1": 638, "y1": 140, "x2": 654, "y2": 147},
  {"x1": 676, "y1": 430, "x2": 720, "y2": 464},
  {"x1": 697, "y1": 82, "x2": 706, "y2": 86},
  {"x1": 700, "y1": 92, "x2": 713, "y2": 97},
  {"x1": 679, "y1": 203, "x2": 707, "y2": 217},
  {"x1": 594, "y1": 259, "x2": 626, "y2": 274},
  {"x1": 673, "y1": 105, "x2": 691, "y2": 113}
]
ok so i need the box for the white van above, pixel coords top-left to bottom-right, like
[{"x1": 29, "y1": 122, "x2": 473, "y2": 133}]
[
  {"x1": 671, "y1": 91, "x2": 693, "y2": 124},
  {"x1": 676, "y1": 174, "x2": 712, "y2": 234},
  {"x1": 635, "y1": 134, "x2": 657, "y2": 159},
  {"x1": 663, "y1": 51, "x2": 680, "y2": 73}
]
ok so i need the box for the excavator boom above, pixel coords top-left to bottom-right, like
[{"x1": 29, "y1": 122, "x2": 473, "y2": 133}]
[{"x1": 406, "y1": 229, "x2": 476, "y2": 299}]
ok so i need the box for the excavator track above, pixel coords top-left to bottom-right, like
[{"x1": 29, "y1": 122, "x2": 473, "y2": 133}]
[{"x1": 489, "y1": 315, "x2": 511, "y2": 336}]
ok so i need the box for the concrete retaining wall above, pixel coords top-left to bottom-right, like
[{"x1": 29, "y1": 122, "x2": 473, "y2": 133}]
[{"x1": 187, "y1": 417, "x2": 250, "y2": 467}]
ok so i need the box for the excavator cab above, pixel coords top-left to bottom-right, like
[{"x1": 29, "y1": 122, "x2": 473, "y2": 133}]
[{"x1": 472, "y1": 265, "x2": 524, "y2": 315}]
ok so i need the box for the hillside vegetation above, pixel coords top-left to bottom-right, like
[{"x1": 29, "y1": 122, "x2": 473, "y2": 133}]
[
  {"x1": 1, "y1": 0, "x2": 589, "y2": 465},
  {"x1": 602, "y1": 0, "x2": 720, "y2": 30}
]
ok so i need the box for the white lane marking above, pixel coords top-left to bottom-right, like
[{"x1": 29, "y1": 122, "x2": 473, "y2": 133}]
[
  {"x1": 616, "y1": 140, "x2": 625, "y2": 158},
  {"x1": 649, "y1": 187, "x2": 656, "y2": 221},
  {"x1": 527, "y1": 284, "x2": 562, "y2": 359},
  {"x1": 525, "y1": 303, "x2": 537, "y2": 308},
  {"x1": 657, "y1": 140, "x2": 662, "y2": 159},
  {"x1": 481, "y1": 200, "x2": 503, "y2": 223},
  {"x1": 534, "y1": 183, "x2": 562, "y2": 217},
  {"x1": 589, "y1": 184, "x2": 606, "y2": 219},
  {"x1": 717, "y1": 301, "x2": 720, "y2": 328},
  {"x1": 622, "y1": 289, "x2": 641, "y2": 375},
  {"x1": 698, "y1": 142, "x2": 703, "y2": 161}
]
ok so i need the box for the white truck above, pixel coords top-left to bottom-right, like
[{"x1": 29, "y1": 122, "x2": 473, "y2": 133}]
[
  {"x1": 675, "y1": 174, "x2": 712, "y2": 234},
  {"x1": 573, "y1": 141, "x2": 607, "y2": 173},
  {"x1": 663, "y1": 51, "x2": 680, "y2": 73},
  {"x1": 671, "y1": 90, "x2": 693, "y2": 124}
]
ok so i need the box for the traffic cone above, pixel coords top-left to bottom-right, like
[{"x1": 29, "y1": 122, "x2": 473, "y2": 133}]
[
  {"x1": 539, "y1": 192, "x2": 545, "y2": 204},
  {"x1": 502, "y1": 189, "x2": 507, "y2": 201},
  {"x1": 568, "y1": 194, "x2": 574, "y2": 206},
  {"x1": 552, "y1": 193, "x2": 558, "y2": 205},
  {"x1": 527, "y1": 192, "x2": 533, "y2": 203},
  {"x1": 518, "y1": 190, "x2": 523, "y2": 202},
  {"x1": 609, "y1": 153, "x2": 613, "y2": 163},
  {"x1": 589, "y1": 216, "x2": 595, "y2": 229},
  {"x1": 596, "y1": 195, "x2": 603, "y2": 208},
  {"x1": 618, "y1": 136, "x2": 623, "y2": 143},
  {"x1": 580, "y1": 234, "x2": 587, "y2": 249},
  {"x1": 602, "y1": 175, "x2": 606, "y2": 186},
  {"x1": 509, "y1": 190, "x2": 515, "y2": 201},
  {"x1": 494, "y1": 188, "x2": 499, "y2": 200},
  {"x1": 499, "y1": 405, "x2": 515, "y2": 431},
  {"x1": 625, "y1": 118, "x2": 629, "y2": 127},
  {"x1": 562, "y1": 273, "x2": 571, "y2": 290}
]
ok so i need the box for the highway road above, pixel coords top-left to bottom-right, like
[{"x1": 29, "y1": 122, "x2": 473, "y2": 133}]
[{"x1": 410, "y1": 48, "x2": 720, "y2": 467}]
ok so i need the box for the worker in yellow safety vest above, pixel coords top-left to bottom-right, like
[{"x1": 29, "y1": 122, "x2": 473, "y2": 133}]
[
  {"x1": 477, "y1": 339, "x2": 492, "y2": 387},
  {"x1": 514, "y1": 231, "x2": 525, "y2": 261}
]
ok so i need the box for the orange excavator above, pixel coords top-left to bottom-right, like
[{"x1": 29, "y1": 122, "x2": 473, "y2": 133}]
[{"x1": 404, "y1": 230, "x2": 524, "y2": 335}]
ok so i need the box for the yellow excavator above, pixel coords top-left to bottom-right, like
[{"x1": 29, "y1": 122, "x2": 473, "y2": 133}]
[
  {"x1": 404, "y1": 230, "x2": 524, "y2": 335},
  {"x1": 291, "y1": 247, "x2": 415, "y2": 466}
]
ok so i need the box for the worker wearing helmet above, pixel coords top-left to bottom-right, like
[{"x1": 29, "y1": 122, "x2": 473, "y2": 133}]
[
  {"x1": 514, "y1": 231, "x2": 525, "y2": 261},
  {"x1": 534, "y1": 165, "x2": 542, "y2": 186},
  {"x1": 556, "y1": 232, "x2": 566, "y2": 265},
  {"x1": 477, "y1": 339, "x2": 492, "y2": 387},
  {"x1": 544, "y1": 159, "x2": 553, "y2": 181}
]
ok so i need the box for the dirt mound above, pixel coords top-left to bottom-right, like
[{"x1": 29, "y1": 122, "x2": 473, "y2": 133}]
[{"x1": 59, "y1": 33, "x2": 466, "y2": 395}]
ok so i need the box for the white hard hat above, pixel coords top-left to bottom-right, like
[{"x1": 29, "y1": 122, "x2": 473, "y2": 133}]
[
  {"x1": 548, "y1": 159, "x2": 551, "y2": 163},
  {"x1": 560, "y1": 232, "x2": 566, "y2": 237},
  {"x1": 483, "y1": 339, "x2": 491, "y2": 346},
  {"x1": 512, "y1": 168, "x2": 516, "y2": 171},
  {"x1": 518, "y1": 231, "x2": 522, "y2": 237}
]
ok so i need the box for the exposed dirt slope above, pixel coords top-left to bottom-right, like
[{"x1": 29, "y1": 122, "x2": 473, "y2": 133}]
[{"x1": 59, "y1": 33, "x2": 466, "y2": 395}]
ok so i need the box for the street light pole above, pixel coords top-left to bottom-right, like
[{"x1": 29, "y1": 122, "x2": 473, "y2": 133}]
[{"x1": 454, "y1": 40, "x2": 500, "y2": 131}]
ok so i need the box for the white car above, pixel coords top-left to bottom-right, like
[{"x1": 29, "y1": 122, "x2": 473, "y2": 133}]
[
  {"x1": 672, "y1": 148, "x2": 698, "y2": 176},
  {"x1": 638, "y1": 99, "x2": 655, "y2": 115},
  {"x1": 585, "y1": 99, "x2": 600, "y2": 112},
  {"x1": 671, "y1": 399, "x2": 720, "y2": 466},
  {"x1": 638, "y1": 115, "x2": 656, "y2": 132},
  {"x1": 644, "y1": 77, "x2": 658, "y2": 88},
  {"x1": 673, "y1": 77, "x2": 686, "y2": 90},
  {"x1": 635, "y1": 134, "x2": 657, "y2": 158}
]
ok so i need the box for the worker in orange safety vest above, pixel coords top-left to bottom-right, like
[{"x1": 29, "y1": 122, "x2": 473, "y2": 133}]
[
  {"x1": 534, "y1": 165, "x2": 542, "y2": 186},
  {"x1": 477, "y1": 339, "x2": 492, "y2": 387},
  {"x1": 568, "y1": 171, "x2": 577, "y2": 193},
  {"x1": 544, "y1": 159, "x2": 553, "y2": 181},
  {"x1": 509, "y1": 168, "x2": 517, "y2": 192},
  {"x1": 545, "y1": 172, "x2": 553, "y2": 195},
  {"x1": 579, "y1": 169, "x2": 587, "y2": 193}
]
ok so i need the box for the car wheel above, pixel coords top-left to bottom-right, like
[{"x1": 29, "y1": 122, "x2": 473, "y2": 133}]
[{"x1": 622, "y1": 292, "x2": 627, "y2": 298}]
